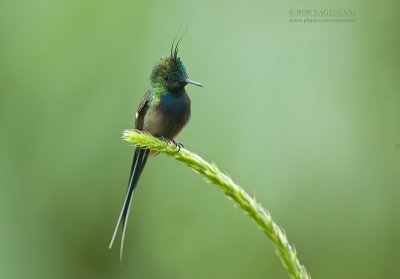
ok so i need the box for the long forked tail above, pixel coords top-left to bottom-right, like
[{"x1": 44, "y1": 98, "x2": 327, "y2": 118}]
[{"x1": 109, "y1": 147, "x2": 149, "y2": 261}]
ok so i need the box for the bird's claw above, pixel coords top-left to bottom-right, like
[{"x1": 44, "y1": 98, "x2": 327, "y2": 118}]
[
  {"x1": 171, "y1": 139, "x2": 184, "y2": 152},
  {"x1": 159, "y1": 136, "x2": 170, "y2": 146},
  {"x1": 158, "y1": 137, "x2": 184, "y2": 152}
]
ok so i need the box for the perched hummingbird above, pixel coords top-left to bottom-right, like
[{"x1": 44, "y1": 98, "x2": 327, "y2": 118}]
[{"x1": 109, "y1": 41, "x2": 204, "y2": 260}]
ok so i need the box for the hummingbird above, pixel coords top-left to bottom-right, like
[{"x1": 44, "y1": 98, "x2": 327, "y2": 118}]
[{"x1": 109, "y1": 41, "x2": 204, "y2": 260}]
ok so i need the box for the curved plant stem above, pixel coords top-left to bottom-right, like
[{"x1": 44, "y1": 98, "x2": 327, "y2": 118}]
[{"x1": 122, "y1": 130, "x2": 311, "y2": 279}]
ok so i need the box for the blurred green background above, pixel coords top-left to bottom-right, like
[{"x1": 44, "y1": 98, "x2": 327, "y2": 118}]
[{"x1": 1, "y1": 0, "x2": 399, "y2": 278}]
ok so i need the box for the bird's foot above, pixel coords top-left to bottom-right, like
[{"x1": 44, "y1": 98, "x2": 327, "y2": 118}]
[
  {"x1": 171, "y1": 139, "x2": 184, "y2": 152},
  {"x1": 158, "y1": 136, "x2": 170, "y2": 146},
  {"x1": 158, "y1": 137, "x2": 184, "y2": 152}
]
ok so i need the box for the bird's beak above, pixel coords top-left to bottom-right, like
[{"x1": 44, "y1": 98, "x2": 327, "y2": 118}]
[{"x1": 185, "y1": 78, "x2": 205, "y2": 87}]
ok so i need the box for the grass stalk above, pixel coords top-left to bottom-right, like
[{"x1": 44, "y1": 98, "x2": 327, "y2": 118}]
[{"x1": 122, "y1": 129, "x2": 311, "y2": 279}]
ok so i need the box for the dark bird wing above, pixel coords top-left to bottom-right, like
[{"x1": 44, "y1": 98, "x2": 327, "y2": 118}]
[
  {"x1": 109, "y1": 90, "x2": 151, "y2": 260},
  {"x1": 135, "y1": 89, "x2": 151, "y2": 130}
]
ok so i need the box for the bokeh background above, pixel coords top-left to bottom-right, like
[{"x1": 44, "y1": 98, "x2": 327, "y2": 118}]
[{"x1": 1, "y1": 0, "x2": 399, "y2": 278}]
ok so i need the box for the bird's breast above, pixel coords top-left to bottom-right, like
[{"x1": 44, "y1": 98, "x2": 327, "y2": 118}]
[{"x1": 144, "y1": 92, "x2": 191, "y2": 139}]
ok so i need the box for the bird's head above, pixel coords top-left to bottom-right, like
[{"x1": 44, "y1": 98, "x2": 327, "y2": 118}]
[{"x1": 150, "y1": 42, "x2": 204, "y2": 92}]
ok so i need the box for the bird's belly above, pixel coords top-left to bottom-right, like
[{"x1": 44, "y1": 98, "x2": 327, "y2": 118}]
[{"x1": 143, "y1": 94, "x2": 191, "y2": 139}]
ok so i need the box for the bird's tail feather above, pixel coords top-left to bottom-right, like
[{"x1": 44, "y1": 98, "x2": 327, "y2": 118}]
[{"x1": 109, "y1": 147, "x2": 149, "y2": 261}]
